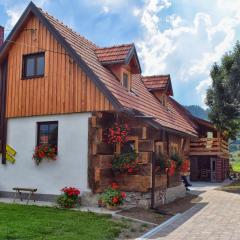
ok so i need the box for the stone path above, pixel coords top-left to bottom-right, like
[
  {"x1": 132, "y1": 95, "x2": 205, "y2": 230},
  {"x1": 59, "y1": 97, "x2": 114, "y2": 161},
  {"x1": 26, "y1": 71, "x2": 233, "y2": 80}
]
[{"x1": 151, "y1": 182, "x2": 240, "y2": 240}]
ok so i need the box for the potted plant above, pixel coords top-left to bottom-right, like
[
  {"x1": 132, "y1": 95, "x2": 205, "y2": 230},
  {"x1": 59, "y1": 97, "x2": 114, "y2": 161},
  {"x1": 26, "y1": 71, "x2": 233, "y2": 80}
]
[
  {"x1": 155, "y1": 152, "x2": 169, "y2": 173},
  {"x1": 100, "y1": 183, "x2": 126, "y2": 210},
  {"x1": 33, "y1": 144, "x2": 57, "y2": 165},
  {"x1": 57, "y1": 187, "x2": 80, "y2": 208},
  {"x1": 167, "y1": 160, "x2": 176, "y2": 176},
  {"x1": 181, "y1": 159, "x2": 190, "y2": 173},
  {"x1": 112, "y1": 150, "x2": 139, "y2": 175},
  {"x1": 170, "y1": 153, "x2": 183, "y2": 170}
]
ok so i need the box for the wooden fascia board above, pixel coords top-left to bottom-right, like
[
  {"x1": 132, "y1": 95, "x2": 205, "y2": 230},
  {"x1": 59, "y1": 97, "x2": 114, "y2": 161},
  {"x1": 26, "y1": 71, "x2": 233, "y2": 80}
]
[{"x1": 125, "y1": 45, "x2": 142, "y2": 74}]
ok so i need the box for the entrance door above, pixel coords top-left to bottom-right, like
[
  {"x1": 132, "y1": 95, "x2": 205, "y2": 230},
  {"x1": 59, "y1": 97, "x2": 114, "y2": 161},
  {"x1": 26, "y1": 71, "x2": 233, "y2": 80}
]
[{"x1": 210, "y1": 158, "x2": 216, "y2": 182}]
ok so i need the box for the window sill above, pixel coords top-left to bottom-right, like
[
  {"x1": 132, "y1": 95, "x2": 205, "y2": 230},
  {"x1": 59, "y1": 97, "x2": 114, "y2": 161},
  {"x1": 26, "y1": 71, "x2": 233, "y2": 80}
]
[{"x1": 22, "y1": 74, "x2": 44, "y2": 80}]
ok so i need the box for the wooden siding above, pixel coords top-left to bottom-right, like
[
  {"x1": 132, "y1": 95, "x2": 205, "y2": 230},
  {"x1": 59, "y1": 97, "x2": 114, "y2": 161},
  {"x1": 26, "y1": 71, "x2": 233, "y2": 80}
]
[{"x1": 6, "y1": 15, "x2": 114, "y2": 118}]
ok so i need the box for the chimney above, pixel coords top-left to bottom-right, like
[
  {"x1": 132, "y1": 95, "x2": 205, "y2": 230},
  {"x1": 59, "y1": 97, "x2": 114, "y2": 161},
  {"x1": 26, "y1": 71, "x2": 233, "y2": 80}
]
[{"x1": 0, "y1": 26, "x2": 4, "y2": 47}]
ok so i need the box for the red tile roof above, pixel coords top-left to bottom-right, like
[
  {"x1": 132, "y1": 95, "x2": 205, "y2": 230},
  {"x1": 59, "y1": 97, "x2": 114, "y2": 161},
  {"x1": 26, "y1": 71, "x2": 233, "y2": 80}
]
[
  {"x1": 39, "y1": 8, "x2": 197, "y2": 136},
  {"x1": 95, "y1": 44, "x2": 133, "y2": 64},
  {"x1": 142, "y1": 75, "x2": 170, "y2": 91}
]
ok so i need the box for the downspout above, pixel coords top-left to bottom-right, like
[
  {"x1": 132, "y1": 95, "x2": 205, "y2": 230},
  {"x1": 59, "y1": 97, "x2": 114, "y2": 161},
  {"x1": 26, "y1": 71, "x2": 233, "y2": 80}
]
[
  {"x1": 166, "y1": 131, "x2": 170, "y2": 187},
  {"x1": 0, "y1": 58, "x2": 8, "y2": 164},
  {"x1": 150, "y1": 149, "x2": 156, "y2": 209}
]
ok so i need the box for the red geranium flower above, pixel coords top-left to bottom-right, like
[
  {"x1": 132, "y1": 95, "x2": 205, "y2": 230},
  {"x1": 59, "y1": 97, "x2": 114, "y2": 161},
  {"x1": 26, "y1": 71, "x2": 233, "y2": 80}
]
[
  {"x1": 121, "y1": 192, "x2": 126, "y2": 199},
  {"x1": 111, "y1": 182, "x2": 118, "y2": 189},
  {"x1": 112, "y1": 197, "x2": 119, "y2": 204}
]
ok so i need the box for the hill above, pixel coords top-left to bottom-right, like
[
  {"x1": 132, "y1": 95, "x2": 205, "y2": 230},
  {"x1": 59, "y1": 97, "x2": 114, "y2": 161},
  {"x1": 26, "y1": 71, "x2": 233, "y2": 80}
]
[{"x1": 184, "y1": 105, "x2": 209, "y2": 120}]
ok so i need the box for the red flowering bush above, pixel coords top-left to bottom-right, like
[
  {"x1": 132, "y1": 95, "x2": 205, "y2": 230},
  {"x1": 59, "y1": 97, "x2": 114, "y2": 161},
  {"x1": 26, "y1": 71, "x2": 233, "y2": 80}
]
[
  {"x1": 57, "y1": 187, "x2": 80, "y2": 208},
  {"x1": 167, "y1": 160, "x2": 176, "y2": 176},
  {"x1": 33, "y1": 144, "x2": 57, "y2": 165},
  {"x1": 107, "y1": 123, "x2": 129, "y2": 144},
  {"x1": 100, "y1": 183, "x2": 126, "y2": 208},
  {"x1": 181, "y1": 159, "x2": 190, "y2": 173},
  {"x1": 112, "y1": 150, "x2": 139, "y2": 175}
]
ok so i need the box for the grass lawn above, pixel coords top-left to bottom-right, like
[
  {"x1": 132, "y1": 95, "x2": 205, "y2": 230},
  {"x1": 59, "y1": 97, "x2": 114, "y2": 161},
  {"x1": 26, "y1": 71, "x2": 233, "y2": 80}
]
[
  {"x1": 231, "y1": 150, "x2": 240, "y2": 172},
  {"x1": 219, "y1": 180, "x2": 240, "y2": 194},
  {"x1": 232, "y1": 160, "x2": 240, "y2": 172},
  {"x1": 0, "y1": 203, "x2": 127, "y2": 240}
]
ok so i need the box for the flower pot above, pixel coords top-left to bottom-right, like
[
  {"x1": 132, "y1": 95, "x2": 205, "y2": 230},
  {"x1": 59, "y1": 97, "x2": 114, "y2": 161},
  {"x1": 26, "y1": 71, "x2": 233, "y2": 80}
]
[{"x1": 106, "y1": 205, "x2": 119, "y2": 211}]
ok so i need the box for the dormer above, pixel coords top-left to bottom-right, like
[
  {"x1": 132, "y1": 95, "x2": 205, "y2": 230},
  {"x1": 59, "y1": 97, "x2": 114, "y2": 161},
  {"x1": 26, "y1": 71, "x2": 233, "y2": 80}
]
[
  {"x1": 142, "y1": 75, "x2": 173, "y2": 107},
  {"x1": 95, "y1": 44, "x2": 141, "y2": 91}
]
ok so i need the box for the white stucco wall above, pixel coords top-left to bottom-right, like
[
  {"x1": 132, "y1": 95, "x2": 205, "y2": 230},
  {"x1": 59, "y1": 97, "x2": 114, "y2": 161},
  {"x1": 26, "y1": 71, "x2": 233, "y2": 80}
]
[{"x1": 0, "y1": 113, "x2": 91, "y2": 195}]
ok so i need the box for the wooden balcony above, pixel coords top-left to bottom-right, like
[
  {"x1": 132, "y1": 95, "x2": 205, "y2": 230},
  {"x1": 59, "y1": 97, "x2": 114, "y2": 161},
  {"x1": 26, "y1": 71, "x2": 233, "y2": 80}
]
[{"x1": 189, "y1": 137, "x2": 229, "y2": 158}]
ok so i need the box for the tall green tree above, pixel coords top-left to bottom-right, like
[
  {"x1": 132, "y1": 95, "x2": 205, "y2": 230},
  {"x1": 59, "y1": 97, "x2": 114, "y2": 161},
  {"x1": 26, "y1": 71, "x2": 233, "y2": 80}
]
[{"x1": 206, "y1": 41, "x2": 240, "y2": 139}]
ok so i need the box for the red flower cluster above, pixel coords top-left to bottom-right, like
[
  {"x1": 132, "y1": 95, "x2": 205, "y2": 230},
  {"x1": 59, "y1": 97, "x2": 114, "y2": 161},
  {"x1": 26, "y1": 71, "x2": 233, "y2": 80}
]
[
  {"x1": 61, "y1": 187, "x2": 80, "y2": 197},
  {"x1": 181, "y1": 159, "x2": 190, "y2": 173},
  {"x1": 100, "y1": 183, "x2": 127, "y2": 207},
  {"x1": 33, "y1": 144, "x2": 57, "y2": 165},
  {"x1": 167, "y1": 160, "x2": 176, "y2": 176},
  {"x1": 107, "y1": 123, "x2": 129, "y2": 144},
  {"x1": 111, "y1": 182, "x2": 119, "y2": 189},
  {"x1": 111, "y1": 191, "x2": 126, "y2": 205},
  {"x1": 122, "y1": 162, "x2": 139, "y2": 174}
]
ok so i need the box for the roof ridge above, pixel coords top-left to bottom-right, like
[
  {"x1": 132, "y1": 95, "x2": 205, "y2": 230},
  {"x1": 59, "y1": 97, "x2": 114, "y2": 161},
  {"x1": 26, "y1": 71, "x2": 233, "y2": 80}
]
[
  {"x1": 39, "y1": 7, "x2": 98, "y2": 49},
  {"x1": 142, "y1": 74, "x2": 170, "y2": 78},
  {"x1": 95, "y1": 43, "x2": 134, "y2": 51}
]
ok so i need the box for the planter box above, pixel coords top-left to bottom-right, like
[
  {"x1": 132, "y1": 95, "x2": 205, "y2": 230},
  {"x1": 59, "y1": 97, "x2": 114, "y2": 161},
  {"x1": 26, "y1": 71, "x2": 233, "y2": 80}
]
[{"x1": 114, "y1": 174, "x2": 151, "y2": 192}]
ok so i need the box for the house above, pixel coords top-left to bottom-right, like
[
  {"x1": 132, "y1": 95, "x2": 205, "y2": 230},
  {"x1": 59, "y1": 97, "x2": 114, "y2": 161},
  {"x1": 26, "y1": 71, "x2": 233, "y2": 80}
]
[
  {"x1": 0, "y1": 2, "x2": 229, "y2": 208},
  {"x1": 189, "y1": 117, "x2": 229, "y2": 182}
]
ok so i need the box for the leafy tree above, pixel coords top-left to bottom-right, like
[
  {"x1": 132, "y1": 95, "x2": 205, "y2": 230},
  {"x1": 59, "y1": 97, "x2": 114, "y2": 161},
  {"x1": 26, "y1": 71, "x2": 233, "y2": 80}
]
[{"x1": 206, "y1": 41, "x2": 240, "y2": 139}]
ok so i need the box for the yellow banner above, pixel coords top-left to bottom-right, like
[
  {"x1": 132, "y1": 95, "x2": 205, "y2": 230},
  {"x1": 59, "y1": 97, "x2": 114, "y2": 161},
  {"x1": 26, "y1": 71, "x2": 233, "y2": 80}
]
[
  {"x1": 0, "y1": 144, "x2": 17, "y2": 164},
  {"x1": 6, "y1": 145, "x2": 16, "y2": 157}
]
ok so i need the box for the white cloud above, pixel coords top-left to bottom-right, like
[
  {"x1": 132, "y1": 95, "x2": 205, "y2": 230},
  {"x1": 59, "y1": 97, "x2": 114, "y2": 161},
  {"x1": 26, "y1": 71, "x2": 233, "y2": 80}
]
[
  {"x1": 4, "y1": 0, "x2": 50, "y2": 29},
  {"x1": 196, "y1": 78, "x2": 211, "y2": 108},
  {"x1": 6, "y1": 7, "x2": 24, "y2": 29},
  {"x1": 102, "y1": 6, "x2": 109, "y2": 13},
  {"x1": 135, "y1": 0, "x2": 240, "y2": 107},
  {"x1": 166, "y1": 14, "x2": 182, "y2": 28}
]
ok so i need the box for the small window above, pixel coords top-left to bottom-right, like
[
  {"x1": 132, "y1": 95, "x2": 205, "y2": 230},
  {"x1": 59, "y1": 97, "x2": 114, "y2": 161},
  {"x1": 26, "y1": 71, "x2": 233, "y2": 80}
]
[
  {"x1": 115, "y1": 136, "x2": 138, "y2": 154},
  {"x1": 37, "y1": 121, "x2": 58, "y2": 150},
  {"x1": 155, "y1": 142, "x2": 164, "y2": 157},
  {"x1": 122, "y1": 72, "x2": 129, "y2": 89},
  {"x1": 170, "y1": 143, "x2": 178, "y2": 155},
  {"x1": 207, "y1": 132, "x2": 213, "y2": 139},
  {"x1": 22, "y1": 52, "x2": 45, "y2": 79}
]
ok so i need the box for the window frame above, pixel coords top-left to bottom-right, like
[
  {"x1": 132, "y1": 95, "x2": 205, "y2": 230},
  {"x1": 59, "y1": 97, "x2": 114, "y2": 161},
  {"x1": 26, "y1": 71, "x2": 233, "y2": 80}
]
[
  {"x1": 170, "y1": 143, "x2": 179, "y2": 155},
  {"x1": 22, "y1": 52, "x2": 45, "y2": 79},
  {"x1": 115, "y1": 136, "x2": 138, "y2": 154},
  {"x1": 37, "y1": 121, "x2": 58, "y2": 152},
  {"x1": 121, "y1": 69, "x2": 131, "y2": 91}
]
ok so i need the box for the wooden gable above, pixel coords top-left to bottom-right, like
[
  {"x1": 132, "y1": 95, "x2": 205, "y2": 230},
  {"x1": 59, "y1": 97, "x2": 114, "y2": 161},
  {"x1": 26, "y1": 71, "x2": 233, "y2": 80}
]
[{"x1": 6, "y1": 14, "x2": 114, "y2": 118}]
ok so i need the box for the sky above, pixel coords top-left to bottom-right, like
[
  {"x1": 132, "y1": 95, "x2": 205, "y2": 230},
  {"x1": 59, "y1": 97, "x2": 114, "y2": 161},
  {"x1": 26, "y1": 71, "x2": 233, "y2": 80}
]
[{"x1": 1, "y1": 0, "x2": 240, "y2": 108}]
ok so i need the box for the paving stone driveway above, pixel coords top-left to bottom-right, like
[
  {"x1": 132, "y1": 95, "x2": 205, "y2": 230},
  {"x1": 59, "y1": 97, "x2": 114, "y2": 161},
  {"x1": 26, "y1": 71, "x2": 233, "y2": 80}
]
[{"x1": 151, "y1": 182, "x2": 240, "y2": 240}]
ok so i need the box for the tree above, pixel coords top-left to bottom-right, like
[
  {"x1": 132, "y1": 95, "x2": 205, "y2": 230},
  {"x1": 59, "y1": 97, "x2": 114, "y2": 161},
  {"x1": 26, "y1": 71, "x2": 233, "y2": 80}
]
[{"x1": 206, "y1": 41, "x2": 240, "y2": 139}]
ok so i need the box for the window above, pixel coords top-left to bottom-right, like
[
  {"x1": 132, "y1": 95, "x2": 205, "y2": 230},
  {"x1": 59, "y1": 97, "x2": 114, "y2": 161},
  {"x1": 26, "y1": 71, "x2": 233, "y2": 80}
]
[
  {"x1": 155, "y1": 142, "x2": 164, "y2": 166},
  {"x1": 155, "y1": 142, "x2": 164, "y2": 157},
  {"x1": 170, "y1": 143, "x2": 179, "y2": 155},
  {"x1": 122, "y1": 73, "x2": 129, "y2": 89},
  {"x1": 22, "y1": 52, "x2": 45, "y2": 79},
  {"x1": 37, "y1": 121, "x2": 58, "y2": 150},
  {"x1": 207, "y1": 132, "x2": 213, "y2": 139},
  {"x1": 115, "y1": 136, "x2": 138, "y2": 154}
]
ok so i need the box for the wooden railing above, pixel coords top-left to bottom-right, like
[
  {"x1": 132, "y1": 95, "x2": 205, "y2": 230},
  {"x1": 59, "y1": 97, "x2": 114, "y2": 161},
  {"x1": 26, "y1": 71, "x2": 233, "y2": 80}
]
[{"x1": 189, "y1": 137, "x2": 229, "y2": 157}]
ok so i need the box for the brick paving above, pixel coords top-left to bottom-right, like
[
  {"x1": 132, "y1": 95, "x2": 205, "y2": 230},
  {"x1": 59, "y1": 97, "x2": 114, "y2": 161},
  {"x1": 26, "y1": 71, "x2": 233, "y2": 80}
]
[{"x1": 151, "y1": 184, "x2": 240, "y2": 240}]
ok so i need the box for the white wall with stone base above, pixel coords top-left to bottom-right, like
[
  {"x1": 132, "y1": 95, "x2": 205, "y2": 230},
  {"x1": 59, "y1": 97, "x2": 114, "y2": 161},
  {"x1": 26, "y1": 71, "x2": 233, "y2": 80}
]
[
  {"x1": 0, "y1": 113, "x2": 91, "y2": 196},
  {"x1": 165, "y1": 184, "x2": 186, "y2": 203}
]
